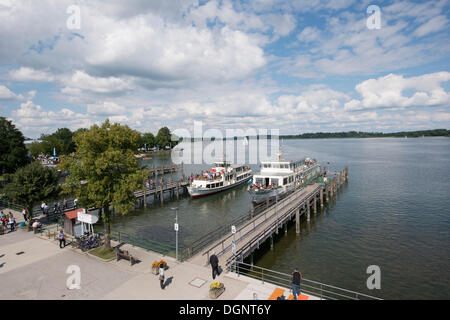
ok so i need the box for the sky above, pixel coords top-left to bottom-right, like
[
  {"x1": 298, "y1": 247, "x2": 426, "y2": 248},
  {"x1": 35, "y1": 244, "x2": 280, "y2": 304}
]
[{"x1": 0, "y1": 0, "x2": 449, "y2": 138}]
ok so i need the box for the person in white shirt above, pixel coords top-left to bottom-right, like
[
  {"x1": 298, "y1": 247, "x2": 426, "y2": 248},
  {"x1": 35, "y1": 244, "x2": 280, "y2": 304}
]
[
  {"x1": 159, "y1": 266, "x2": 165, "y2": 289},
  {"x1": 9, "y1": 217, "x2": 15, "y2": 232}
]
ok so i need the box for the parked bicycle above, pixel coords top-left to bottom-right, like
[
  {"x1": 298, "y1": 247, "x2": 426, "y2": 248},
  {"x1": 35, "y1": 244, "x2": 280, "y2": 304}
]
[{"x1": 75, "y1": 233, "x2": 102, "y2": 251}]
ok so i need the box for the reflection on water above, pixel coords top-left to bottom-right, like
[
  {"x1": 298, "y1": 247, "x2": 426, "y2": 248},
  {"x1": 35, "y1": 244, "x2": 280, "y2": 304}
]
[{"x1": 109, "y1": 138, "x2": 450, "y2": 299}]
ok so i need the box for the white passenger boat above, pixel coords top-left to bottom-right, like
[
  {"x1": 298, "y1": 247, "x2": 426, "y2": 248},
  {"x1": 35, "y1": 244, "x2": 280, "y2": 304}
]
[
  {"x1": 248, "y1": 152, "x2": 321, "y2": 204},
  {"x1": 187, "y1": 161, "x2": 252, "y2": 198}
]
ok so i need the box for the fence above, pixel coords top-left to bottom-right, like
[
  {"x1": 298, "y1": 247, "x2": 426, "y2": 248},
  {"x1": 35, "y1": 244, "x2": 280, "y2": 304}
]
[
  {"x1": 228, "y1": 261, "x2": 382, "y2": 300},
  {"x1": 0, "y1": 198, "x2": 24, "y2": 212},
  {"x1": 97, "y1": 230, "x2": 183, "y2": 261}
]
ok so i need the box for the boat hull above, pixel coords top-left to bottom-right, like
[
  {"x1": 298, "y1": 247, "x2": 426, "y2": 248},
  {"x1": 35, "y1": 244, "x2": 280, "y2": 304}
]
[{"x1": 188, "y1": 176, "x2": 252, "y2": 198}]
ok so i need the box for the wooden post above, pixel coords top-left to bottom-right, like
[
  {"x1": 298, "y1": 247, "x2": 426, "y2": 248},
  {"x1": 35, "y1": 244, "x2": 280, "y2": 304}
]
[
  {"x1": 284, "y1": 223, "x2": 288, "y2": 235},
  {"x1": 160, "y1": 186, "x2": 164, "y2": 204},
  {"x1": 307, "y1": 200, "x2": 310, "y2": 221},
  {"x1": 270, "y1": 235, "x2": 273, "y2": 249},
  {"x1": 295, "y1": 208, "x2": 300, "y2": 234},
  {"x1": 320, "y1": 188, "x2": 324, "y2": 208},
  {"x1": 143, "y1": 192, "x2": 147, "y2": 208},
  {"x1": 313, "y1": 196, "x2": 317, "y2": 215},
  {"x1": 176, "y1": 183, "x2": 179, "y2": 199}
]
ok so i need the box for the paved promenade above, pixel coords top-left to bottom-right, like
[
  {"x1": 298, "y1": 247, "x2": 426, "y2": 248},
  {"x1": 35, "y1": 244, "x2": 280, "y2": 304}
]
[{"x1": 0, "y1": 228, "x2": 318, "y2": 300}]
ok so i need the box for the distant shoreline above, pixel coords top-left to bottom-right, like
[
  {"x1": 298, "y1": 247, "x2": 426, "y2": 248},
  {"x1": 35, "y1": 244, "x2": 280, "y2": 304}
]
[{"x1": 179, "y1": 129, "x2": 450, "y2": 141}]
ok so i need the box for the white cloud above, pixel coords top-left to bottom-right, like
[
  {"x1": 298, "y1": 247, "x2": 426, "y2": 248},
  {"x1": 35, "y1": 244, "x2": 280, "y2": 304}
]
[
  {"x1": 413, "y1": 15, "x2": 448, "y2": 37},
  {"x1": 345, "y1": 72, "x2": 450, "y2": 111},
  {"x1": 297, "y1": 26, "x2": 321, "y2": 42},
  {"x1": 0, "y1": 85, "x2": 21, "y2": 100},
  {"x1": 61, "y1": 71, "x2": 134, "y2": 95},
  {"x1": 87, "y1": 101, "x2": 126, "y2": 116},
  {"x1": 9, "y1": 67, "x2": 54, "y2": 82}
]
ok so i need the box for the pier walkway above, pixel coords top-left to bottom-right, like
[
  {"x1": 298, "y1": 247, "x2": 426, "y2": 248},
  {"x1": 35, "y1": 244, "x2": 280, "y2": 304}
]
[{"x1": 188, "y1": 169, "x2": 348, "y2": 267}]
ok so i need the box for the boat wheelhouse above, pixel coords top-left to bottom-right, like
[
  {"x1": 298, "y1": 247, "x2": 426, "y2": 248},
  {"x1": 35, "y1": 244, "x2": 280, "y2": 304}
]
[
  {"x1": 187, "y1": 161, "x2": 252, "y2": 198},
  {"x1": 249, "y1": 155, "x2": 321, "y2": 204}
]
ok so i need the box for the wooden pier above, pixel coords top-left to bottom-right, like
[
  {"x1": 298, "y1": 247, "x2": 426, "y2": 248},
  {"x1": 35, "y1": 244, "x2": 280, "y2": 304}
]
[
  {"x1": 148, "y1": 163, "x2": 183, "y2": 177},
  {"x1": 187, "y1": 168, "x2": 348, "y2": 266},
  {"x1": 134, "y1": 180, "x2": 189, "y2": 207}
]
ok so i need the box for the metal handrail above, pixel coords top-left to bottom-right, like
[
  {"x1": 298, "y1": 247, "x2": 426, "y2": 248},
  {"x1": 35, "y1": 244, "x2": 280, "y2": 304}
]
[
  {"x1": 205, "y1": 184, "x2": 322, "y2": 260},
  {"x1": 228, "y1": 261, "x2": 382, "y2": 300}
]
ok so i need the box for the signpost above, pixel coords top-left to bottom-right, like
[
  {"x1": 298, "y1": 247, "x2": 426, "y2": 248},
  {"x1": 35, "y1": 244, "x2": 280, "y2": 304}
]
[
  {"x1": 231, "y1": 225, "x2": 237, "y2": 271},
  {"x1": 172, "y1": 207, "x2": 179, "y2": 261}
]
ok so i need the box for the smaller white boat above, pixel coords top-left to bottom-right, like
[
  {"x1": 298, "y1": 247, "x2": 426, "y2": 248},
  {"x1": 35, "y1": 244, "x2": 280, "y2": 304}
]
[{"x1": 187, "y1": 161, "x2": 252, "y2": 198}]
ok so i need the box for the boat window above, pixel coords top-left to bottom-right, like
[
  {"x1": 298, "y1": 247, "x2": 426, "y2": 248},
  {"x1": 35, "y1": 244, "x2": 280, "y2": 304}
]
[
  {"x1": 272, "y1": 164, "x2": 280, "y2": 169},
  {"x1": 220, "y1": 182, "x2": 223, "y2": 187},
  {"x1": 283, "y1": 178, "x2": 288, "y2": 185},
  {"x1": 255, "y1": 178, "x2": 263, "y2": 185},
  {"x1": 206, "y1": 184, "x2": 210, "y2": 188},
  {"x1": 271, "y1": 178, "x2": 279, "y2": 186}
]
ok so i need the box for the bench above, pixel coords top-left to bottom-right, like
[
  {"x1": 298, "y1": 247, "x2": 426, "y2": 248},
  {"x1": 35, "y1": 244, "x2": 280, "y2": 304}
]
[{"x1": 116, "y1": 248, "x2": 137, "y2": 265}]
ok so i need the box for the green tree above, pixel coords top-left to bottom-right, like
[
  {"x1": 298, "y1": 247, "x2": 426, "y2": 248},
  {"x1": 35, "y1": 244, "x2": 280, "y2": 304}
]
[
  {"x1": 141, "y1": 132, "x2": 155, "y2": 150},
  {"x1": 37, "y1": 128, "x2": 75, "y2": 156},
  {"x1": 3, "y1": 161, "x2": 60, "y2": 223},
  {"x1": 155, "y1": 126, "x2": 177, "y2": 149},
  {"x1": 59, "y1": 119, "x2": 147, "y2": 249},
  {"x1": 0, "y1": 117, "x2": 29, "y2": 174},
  {"x1": 28, "y1": 141, "x2": 46, "y2": 158}
]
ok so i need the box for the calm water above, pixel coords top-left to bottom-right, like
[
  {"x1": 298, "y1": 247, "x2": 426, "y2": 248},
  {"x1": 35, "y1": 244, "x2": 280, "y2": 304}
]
[{"x1": 109, "y1": 138, "x2": 450, "y2": 299}]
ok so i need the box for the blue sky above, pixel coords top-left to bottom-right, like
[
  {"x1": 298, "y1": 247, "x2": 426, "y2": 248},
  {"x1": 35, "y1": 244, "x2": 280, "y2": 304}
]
[{"x1": 0, "y1": 0, "x2": 449, "y2": 138}]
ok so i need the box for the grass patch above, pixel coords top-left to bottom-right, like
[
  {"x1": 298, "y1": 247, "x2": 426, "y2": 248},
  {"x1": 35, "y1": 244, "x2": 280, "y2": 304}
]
[{"x1": 88, "y1": 247, "x2": 116, "y2": 261}]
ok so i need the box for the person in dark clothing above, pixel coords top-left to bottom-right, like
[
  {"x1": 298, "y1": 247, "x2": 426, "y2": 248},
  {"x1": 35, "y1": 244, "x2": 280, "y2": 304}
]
[
  {"x1": 209, "y1": 252, "x2": 220, "y2": 279},
  {"x1": 292, "y1": 268, "x2": 302, "y2": 300},
  {"x1": 58, "y1": 229, "x2": 66, "y2": 248}
]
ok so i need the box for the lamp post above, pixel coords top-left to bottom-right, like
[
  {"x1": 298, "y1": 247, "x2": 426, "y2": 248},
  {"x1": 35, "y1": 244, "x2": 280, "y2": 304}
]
[{"x1": 171, "y1": 207, "x2": 179, "y2": 261}]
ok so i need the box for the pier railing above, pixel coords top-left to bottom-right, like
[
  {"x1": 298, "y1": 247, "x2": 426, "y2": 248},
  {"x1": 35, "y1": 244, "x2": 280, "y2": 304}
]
[
  {"x1": 182, "y1": 175, "x2": 325, "y2": 261},
  {"x1": 228, "y1": 261, "x2": 382, "y2": 300}
]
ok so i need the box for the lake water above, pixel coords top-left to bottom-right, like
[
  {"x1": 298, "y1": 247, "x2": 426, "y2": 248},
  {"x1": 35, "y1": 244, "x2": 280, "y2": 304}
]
[{"x1": 109, "y1": 138, "x2": 450, "y2": 299}]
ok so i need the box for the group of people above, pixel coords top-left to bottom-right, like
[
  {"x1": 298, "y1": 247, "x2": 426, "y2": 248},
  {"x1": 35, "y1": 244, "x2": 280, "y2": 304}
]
[
  {"x1": 145, "y1": 179, "x2": 156, "y2": 189},
  {"x1": 0, "y1": 210, "x2": 16, "y2": 233},
  {"x1": 40, "y1": 198, "x2": 77, "y2": 215},
  {"x1": 188, "y1": 170, "x2": 222, "y2": 182}
]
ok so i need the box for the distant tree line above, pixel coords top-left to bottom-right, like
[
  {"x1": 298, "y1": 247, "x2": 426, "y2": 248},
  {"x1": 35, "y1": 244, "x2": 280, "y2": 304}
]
[{"x1": 282, "y1": 129, "x2": 450, "y2": 139}]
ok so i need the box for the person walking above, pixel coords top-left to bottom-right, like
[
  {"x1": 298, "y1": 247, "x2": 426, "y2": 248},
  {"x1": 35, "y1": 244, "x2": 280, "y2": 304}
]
[
  {"x1": 159, "y1": 265, "x2": 165, "y2": 289},
  {"x1": 63, "y1": 198, "x2": 67, "y2": 210},
  {"x1": 9, "y1": 216, "x2": 15, "y2": 232},
  {"x1": 22, "y1": 208, "x2": 28, "y2": 222},
  {"x1": 73, "y1": 198, "x2": 78, "y2": 208},
  {"x1": 292, "y1": 268, "x2": 303, "y2": 300},
  {"x1": 58, "y1": 229, "x2": 66, "y2": 248},
  {"x1": 209, "y1": 252, "x2": 220, "y2": 280}
]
